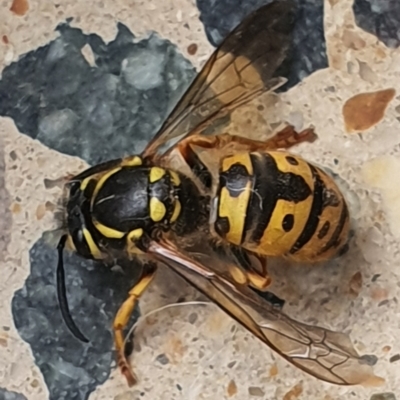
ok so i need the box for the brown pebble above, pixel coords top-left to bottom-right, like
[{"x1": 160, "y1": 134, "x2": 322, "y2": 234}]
[
  {"x1": 10, "y1": 0, "x2": 29, "y2": 15},
  {"x1": 36, "y1": 204, "x2": 46, "y2": 220},
  {"x1": 11, "y1": 203, "x2": 22, "y2": 214},
  {"x1": 227, "y1": 379, "x2": 237, "y2": 397},
  {"x1": 2, "y1": 35, "x2": 9, "y2": 44},
  {"x1": 370, "y1": 286, "x2": 389, "y2": 302},
  {"x1": 269, "y1": 363, "x2": 278, "y2": 377},
  {"x1": 187, "y1": 43, "x2": 198, "y2": 55},
  {"x1": 283, "y1": 383, "x2": 303, "y2": 400},
  {"x1": 30, "y1": 378, "x2": 39, "y2": 388},
  {"x1": 0, "y1": 338, "x2": 8, "y2": 347},
  {"x1": 382, "y1": 345, "x2": 391, "y2": 353},
  {"x1": 343, "y1": 88, "x2": 396, "y2": 132},
  {"x1": 349, "y1": 271, "x2": 363, "y2": 298}
]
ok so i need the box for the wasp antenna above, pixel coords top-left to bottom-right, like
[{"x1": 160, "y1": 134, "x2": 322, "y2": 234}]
[{"x1": 56, "y1": 234, "x2": 90, "y2": 343}]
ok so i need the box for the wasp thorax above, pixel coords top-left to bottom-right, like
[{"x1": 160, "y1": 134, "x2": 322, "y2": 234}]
[{"x1": 65, "y1": 160, "x2": 204, "y2": 260}]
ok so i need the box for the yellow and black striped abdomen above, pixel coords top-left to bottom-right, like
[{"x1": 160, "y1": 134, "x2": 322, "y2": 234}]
[{"x1": 214, "y1": 151, "x2": 349, "y2": 263}]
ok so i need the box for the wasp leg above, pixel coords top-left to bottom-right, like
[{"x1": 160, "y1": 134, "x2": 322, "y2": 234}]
[
  {"x1": 264, "y1": 125, "x2": 317, "y2": 150},
  {"x1": 229, "y1": 247, "x2": 271, "y2": 291},
  {"x1": 176, "y1": 125, "x2": 317, "y2": 158},
  {"x1": 113, "y1": 263, "x2": 157, "y2": 387},
  {"x1": 245, "y1": 254, "x2": 271, "y2": 291}
]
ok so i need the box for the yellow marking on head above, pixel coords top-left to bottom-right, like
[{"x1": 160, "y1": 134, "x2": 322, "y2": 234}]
[
  {"x1": 222, "y1": 153, "x2": 253, "y2": 175},
  {"x1": 82, "y1": 228, "x2": 102, "y2": 259},
  {"x1": 149, "y1": 167, "x2": 166, "y2": 183},
  {"x1": 93, "y1": 220, "x2": 125, "y2": 239},
  {"x1": 170, "y1": 199, "x2": 181, "y2": 223},
  {"x1": 149, "y1": 197, "x2": 166, "y2": 222},
  {"x1": 126, "y1": 228, "x2": 144, "y2": 255},
  {"x1": 66, "y1": 235, "x2": 76, "y2": 252},
  {"x1": 80, "y1": 177, "x2": 91, "y2": 191},
  {"x1": 169, "y1": 170, "x2": 181, "y2": 186},
  {"x1": 218, "y1": 183, "x2": 251, "y2": 245},
  {"x1": 91, "y1": 167, "x2": 121, "y2": 208},
  {"x1": 229, "y1": 265, "x2": 248, "y2": 285},
  {"x1": 122, "y1": 156, "x2": 142, "y2": 167}
]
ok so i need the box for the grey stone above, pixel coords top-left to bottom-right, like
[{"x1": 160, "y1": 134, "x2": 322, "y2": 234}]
[
  {"x1": 0, "y1": 22, "x2": 195, "y2": 165},
  {"x1": 370, "y1": 393, "x2": 397, "y2": 400},
  {"x1": 12, "y1": 236, "x2": 141, "y2": 400},
  {"x1": 0, "y1": 388, "x2": 27, "y2": 400},
  {"x1": 354, "y1": 0, "x2": 400, "y2": 48}
]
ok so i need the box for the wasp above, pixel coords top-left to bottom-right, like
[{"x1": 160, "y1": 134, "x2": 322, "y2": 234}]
[{"x1": 56, "y1": 0, "x2": 379, "y2": 387}]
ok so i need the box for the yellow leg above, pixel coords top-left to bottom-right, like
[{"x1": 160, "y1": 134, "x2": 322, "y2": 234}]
[
  {"x1": 176, "y1": 125, "x2": 317, "y2": 158},
  {"x1": 229, "y1": 248, "x2": 271, "y2": 291},
  {"x1": 263, "y1": 125, "x2": 317, "y2": 150},
  {"x1": 245, "y1": 255, "x2": 271, "y2": 291},
  {"x1": 113, "y1": 264, "x2": 157, "y2": 387}
]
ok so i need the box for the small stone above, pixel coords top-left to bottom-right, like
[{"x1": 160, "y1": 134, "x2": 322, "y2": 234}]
[
  {"x1": 9, "y1": 150, "x2": 17, "y2": 160},
  {"x1": 122, "y1": 49, "x2": 165, "y2": 90},
  {"x1": 11, "y1": 203, "x2": 21, "y2": 214},
  {"x1": 389, "y1": 354, "x2": 400, "y2": 363},
  {"x1": 188, "y1": 312, "x2": 198, "y2": 324},
  {"x1": 30, "y1": 378, "x2": 40, "y2": 388},
  {"x1": 187, "y1": 43, "x2": 198, "y2": 55},
  {"x1": 227, "y1": 360, "x2": 236, "y2": 368},
  {"x1": 10, "y1": 0, "x2": 29, "y2": 15},
  {"x1": 227, "y1": 379, "x2": 237, "y2": 397},
  {"x1": 370, "y1": 393, "x2": 397, "y2": 400},
  {"x1": 283, "y1": 383, "x2": 303, "y2": 400},
  {"x1": 358, "y1": 60, "x2": 378, "y2": 83},
  {"x1": 343, "y1": 88, "x2": 396, "y2": 132},
  {"x1": 269, "y1": 363, "x2": 278, "y2": 377},
  {"x1": 35, "y1": 204, "x2": 46, "y2": 220},
  {"x1": 155, "y1": 353, "x2": 169, "y2": 365},
  {"x1": 248, "y1": 386, "x2": 265, "y2": 397},
  {"x1": 382, "y1": 345, "x2": 391, "y2": 353},
  {"x1": 349, "y1": 271, "x2": 363, "y2": 298},
  {"x1": 372, "y1": 274, "x2": 381, "y2": 282}
]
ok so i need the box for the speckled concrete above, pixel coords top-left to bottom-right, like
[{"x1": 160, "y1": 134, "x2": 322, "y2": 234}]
[{"x1": 1, "y1": 0, "x2": 400, "y2": 399}]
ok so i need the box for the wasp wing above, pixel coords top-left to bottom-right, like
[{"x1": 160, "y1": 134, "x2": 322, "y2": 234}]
[
  {"x1": 142, "y1": 0, "x2": 296, "y2": 159},
  {"x1": 148, "y1": 240, "x2": 383, "y2": 386}
]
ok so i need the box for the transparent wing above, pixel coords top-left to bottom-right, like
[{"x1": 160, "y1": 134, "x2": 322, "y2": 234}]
[
  {"x1": 148, "y1": 239, "x2": 383, "y2": 386},
  {"x1": 142, "y1": 0, "x2": 296, "y2": 159}
]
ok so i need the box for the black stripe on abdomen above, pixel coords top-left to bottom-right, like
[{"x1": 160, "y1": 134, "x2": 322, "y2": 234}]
[
  {"x1": 289, "y1": 165, "x2": 324, "y2": 254},
  {"x1": 317, "y1": 201, "x2": 349, "y2": 255},
  {"x1": 245, "y1": 153, "x2": 312, "y2": 244}
]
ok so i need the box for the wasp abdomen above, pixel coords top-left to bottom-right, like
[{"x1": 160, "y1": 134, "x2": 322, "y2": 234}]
[{"x1": 214, "y1": 151, "x2": 349, "y2": 262}]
